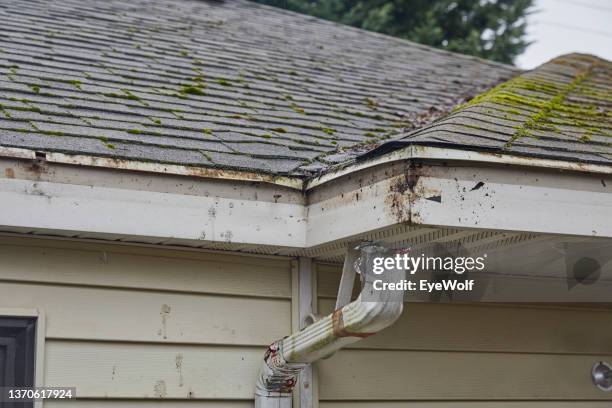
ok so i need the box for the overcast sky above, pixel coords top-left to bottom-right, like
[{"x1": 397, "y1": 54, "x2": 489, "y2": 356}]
[{"x1": 516, "y1": 0, "x2": 612, "y2": 69}]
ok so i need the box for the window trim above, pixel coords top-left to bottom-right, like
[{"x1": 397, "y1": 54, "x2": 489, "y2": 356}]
[{"x1": 0, "y1": 308, "x2": 45, "y2": 408}]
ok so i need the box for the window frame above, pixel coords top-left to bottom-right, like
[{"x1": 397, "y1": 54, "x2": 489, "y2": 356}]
[{"x1": 0, "y1": 308, "x2": 45, "y2": 408}]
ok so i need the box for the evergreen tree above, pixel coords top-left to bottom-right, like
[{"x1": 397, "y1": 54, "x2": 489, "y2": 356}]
[{"x1": 251, "y1": 0, "x2": 533, "y2": 65}]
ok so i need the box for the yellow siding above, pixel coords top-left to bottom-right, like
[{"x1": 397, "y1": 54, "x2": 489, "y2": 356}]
[
  {"x1": 320, "y1": 404, "x2": 612, "y2": 408},
  {"x1": 316, "y1": 262, "x2": 612, "y2": 406},
  {"x1": 46, "y1": 403, "x2": 251, "y2": 408},
  {"x1": 2, "y1": 238, "x2": 612, "y2": 407},
  {"x1": 0, "y1": 236, "x2": 292, "y2": 406}
]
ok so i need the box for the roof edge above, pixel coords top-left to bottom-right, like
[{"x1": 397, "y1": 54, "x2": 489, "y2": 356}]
[
  {"x1": 0, "y1": 146, "x2": 304, "y2": 190},
  {"x1": 305, "y1": 144, "x2": 612, "y2": 190},
  {"x1": 4, "y1": 143, "x2": 611, "y2": 193}
]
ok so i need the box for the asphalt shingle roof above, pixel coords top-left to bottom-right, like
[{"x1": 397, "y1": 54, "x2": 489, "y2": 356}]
[
  {"x1": 0, "y1": 0, "x2": 516, "y2": 176},
  {"x1": 364, "y1": 54, "x2": 612, "y2": 165}
]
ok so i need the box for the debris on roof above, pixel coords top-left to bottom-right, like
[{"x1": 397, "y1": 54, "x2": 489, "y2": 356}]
[
  {"x1": 0, "y1": 0, "x2": 515, "y2": 176},
  {"x1": 366, "y1": 54, "x2": 612, "y2": 165}
]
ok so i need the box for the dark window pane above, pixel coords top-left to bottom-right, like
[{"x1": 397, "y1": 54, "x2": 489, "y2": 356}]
[{"x1": 0, "y1": 317, "x2": 36, "y2": 408}]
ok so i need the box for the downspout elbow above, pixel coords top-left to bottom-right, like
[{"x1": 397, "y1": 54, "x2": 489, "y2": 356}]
[{"x1": 255, "y1": 244, "x2": 405, "y2": 407}]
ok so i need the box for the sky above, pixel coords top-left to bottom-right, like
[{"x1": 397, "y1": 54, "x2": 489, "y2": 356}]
[{"x1": 516, "y1": 0, "x2": 612, "y2": 69}]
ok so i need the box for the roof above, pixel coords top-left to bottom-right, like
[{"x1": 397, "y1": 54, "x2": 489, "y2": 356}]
[
  {"x1": 364, "y1": 54, "x2": 612, "y2": 165},
  {"x1": 0, "y1": 0, "x2": 516, "y2": 177}
]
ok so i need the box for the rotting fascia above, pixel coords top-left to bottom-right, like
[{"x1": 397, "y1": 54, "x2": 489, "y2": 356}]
[{"x1": 2, "y1": 144, "x2": 612, "y2": 193}]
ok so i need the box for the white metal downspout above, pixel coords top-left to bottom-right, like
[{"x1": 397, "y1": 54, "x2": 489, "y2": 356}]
[{"x1": 255, "y1": 243, "x2": 406, "y2": 408}]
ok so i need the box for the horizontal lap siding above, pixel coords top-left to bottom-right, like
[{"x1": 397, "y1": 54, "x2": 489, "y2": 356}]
[
  {"x1": 47, "y1": 402, "x2": 612, "y2": 408},
  {"x1": 318, "y1": 299, "x2": 612, "y2": 354},
  {"x1": 0, "y1": 237, "x2": 292, "y2": 406},
  {"x1": 0, "y1": 282, "x2": 289, "y2": 345},
  {"x1": 46, "y1": 403, "x2": 252, "y2": 408},
  {"x1": 45, "y1": 341, "x2": 262, "y2": 399},
  {"x1": 316, "y1": 262, "x2": 612, "y2": 405},
  {"x1": 319, "y1": 403, "x2": 612, "y2": 408}
]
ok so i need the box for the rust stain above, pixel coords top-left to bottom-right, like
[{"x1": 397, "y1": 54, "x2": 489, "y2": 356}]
[
  {"x1": 384, "y1": 164, "x2": 436, "y2": 225},
  {"x1": 4, "y1": 168, "x2": 15, "y2": 178},
  {"x1": 332, "y1": 309, "x2": 374, "y2": 338},
  {"x1": 184, "y1": 165, "x2": 301, "y2": 189},
  {"x1": 385, "y1": 185, "x2": 411, "y2": 224}
]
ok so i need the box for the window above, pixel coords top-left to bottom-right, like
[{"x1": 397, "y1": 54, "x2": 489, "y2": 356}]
[{"x1": 0, "y1": 317, "x2": 36, "y2": 389}]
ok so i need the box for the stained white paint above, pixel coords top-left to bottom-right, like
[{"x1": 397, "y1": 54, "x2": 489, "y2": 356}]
[
  {"x1": 0, "y1": 177, "x2": 307, "y2": 247},
  {"x1": 0, "y1": 150, "x2": 611, "y2": 254}
]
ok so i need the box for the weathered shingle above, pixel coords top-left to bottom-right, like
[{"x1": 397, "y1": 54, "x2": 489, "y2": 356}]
[
  {"x1": 0, "y1": 0, "x2": 517, "y2": 175},
  {"x1": 365, "y1": 54, "x2": 612, "y2": 166}
]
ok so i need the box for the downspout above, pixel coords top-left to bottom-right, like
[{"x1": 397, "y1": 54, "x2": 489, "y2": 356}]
[{"x1": 255, "y1": 243, "x2": 406, "y2": 408}]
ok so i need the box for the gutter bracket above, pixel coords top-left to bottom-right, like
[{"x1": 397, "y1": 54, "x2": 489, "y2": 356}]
[{"x1": 334, "y1": 241, "x2": 363, "y2": 310}]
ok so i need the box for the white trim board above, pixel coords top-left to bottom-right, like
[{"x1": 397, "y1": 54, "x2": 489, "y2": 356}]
[
  {"x1": 0, "y1": 156, "x2": 610, "y2": 253},
  {"x1": 306, "y1": 145, "x2": 612, "y2": 190}
]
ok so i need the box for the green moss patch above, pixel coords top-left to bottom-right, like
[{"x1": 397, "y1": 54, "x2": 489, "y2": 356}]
[
  {"x1": 454, "y1": 56, "x2": 610, "y2": 147},
  {"x1": 179, "y1": 84, "x2": 206, "y2": 96}
]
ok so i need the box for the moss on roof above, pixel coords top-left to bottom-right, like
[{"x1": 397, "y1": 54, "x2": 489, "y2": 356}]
[
  {"x1": 455, "y1": 54, "x2": 611, "y2": 147},
  {"x1": 379, "y1": 54, "x2": 612, "y2": 166},
  {"x1": 0, "y1": 0, "x2": 567, "y2": 175}
]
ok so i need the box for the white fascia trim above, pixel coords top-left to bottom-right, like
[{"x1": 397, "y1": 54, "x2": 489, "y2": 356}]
[
  {"x1": 3, "y1": 145, "x2": 611, "y2": 193},
  {"x1": 306, "y1": 145, "x2": 612, "y2": 190},
  {"x1": 1, "y1": 148, "x2": 611, "y2": 249},
  {"x1": 305, "y1": 161, "x2": 612, "y2": 244},
  {"x1": 0, "y1": 177, "x2": 308, "y2": 248}
]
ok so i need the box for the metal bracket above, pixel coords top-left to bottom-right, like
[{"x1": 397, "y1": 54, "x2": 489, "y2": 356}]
[{"x1": 335, "y1": 241, "x2": 365, "y2": 310}]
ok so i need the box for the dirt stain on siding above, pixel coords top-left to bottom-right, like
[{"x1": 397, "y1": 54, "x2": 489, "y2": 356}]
[
  {"x1": 154, "y1": 380, "x2": 167, "y2": 398},
  {"x1": 175, "y1": 353, "x2": 184, "y2": 387},
  {"x1": 160, "y1": 304, "x2": 171, "y2": 339}
]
